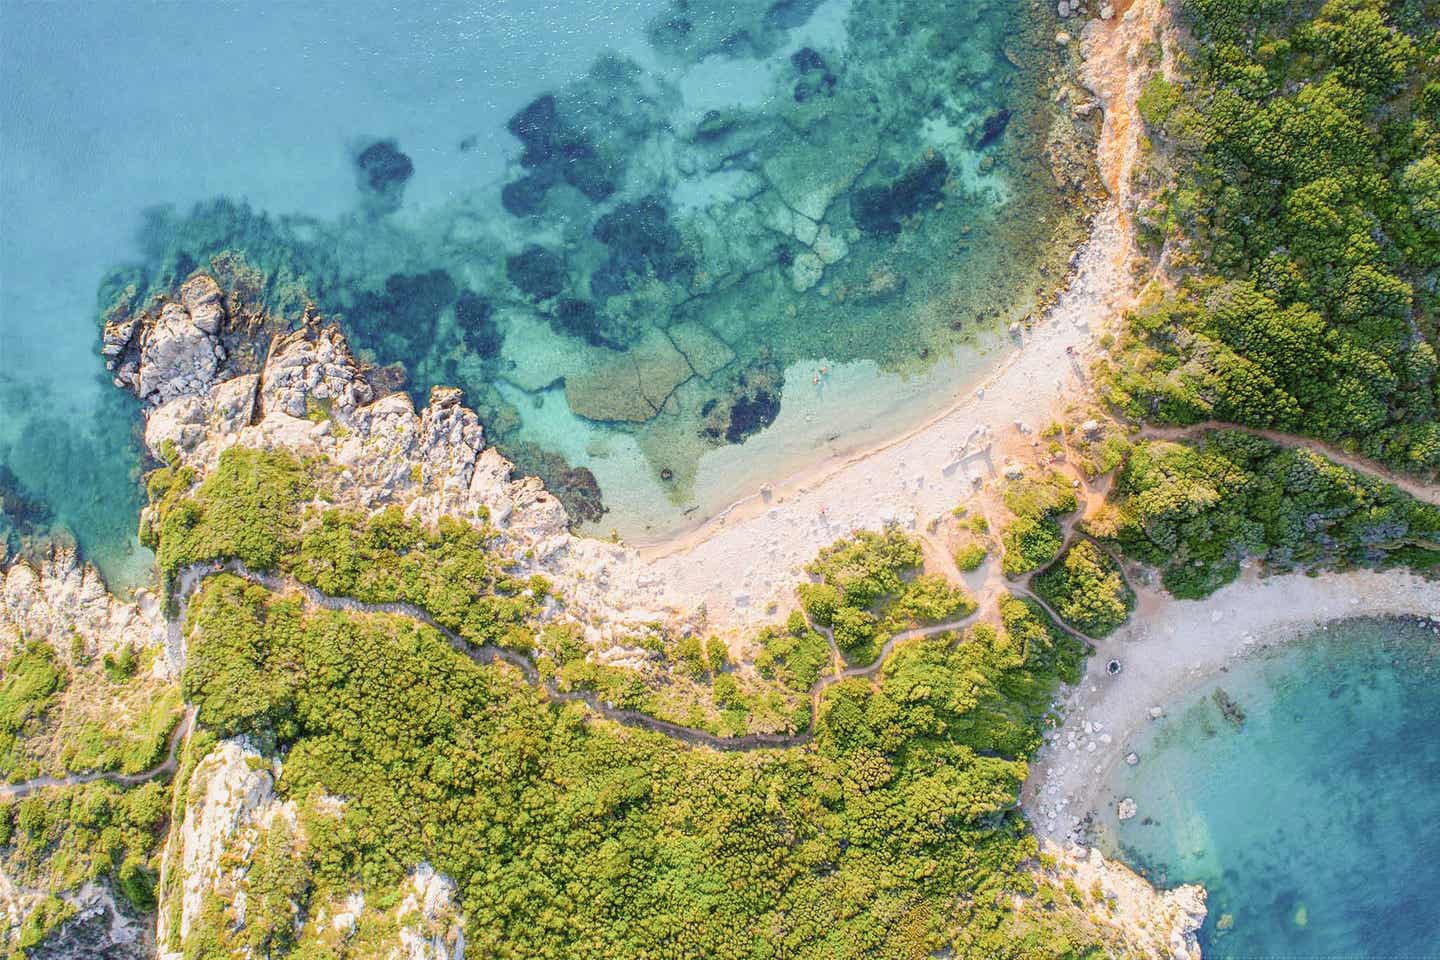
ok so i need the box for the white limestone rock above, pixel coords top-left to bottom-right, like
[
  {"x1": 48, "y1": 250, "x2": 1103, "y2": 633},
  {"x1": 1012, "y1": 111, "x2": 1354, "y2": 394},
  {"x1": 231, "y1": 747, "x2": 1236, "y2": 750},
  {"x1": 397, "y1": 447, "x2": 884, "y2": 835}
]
[
  {"x1": 395, "y1": 864, "x2": 466, "y2": 960},
  {"x1": 157, "y1": 740, "x2": 274, "y2": 948},
  {"x1": 0, "y1": 547, "x2": 174, "y2": 675}
]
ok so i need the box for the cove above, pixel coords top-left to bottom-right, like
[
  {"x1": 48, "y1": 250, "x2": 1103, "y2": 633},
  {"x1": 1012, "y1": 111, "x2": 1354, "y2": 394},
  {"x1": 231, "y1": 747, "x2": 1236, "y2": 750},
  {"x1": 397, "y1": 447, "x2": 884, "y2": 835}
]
[
  {"x1": 1095, "y1": 616, "x2": 1440, "y2": 958},
  {"x1": 1, "y1": 0, "x2": 1084, "y2": 591}
]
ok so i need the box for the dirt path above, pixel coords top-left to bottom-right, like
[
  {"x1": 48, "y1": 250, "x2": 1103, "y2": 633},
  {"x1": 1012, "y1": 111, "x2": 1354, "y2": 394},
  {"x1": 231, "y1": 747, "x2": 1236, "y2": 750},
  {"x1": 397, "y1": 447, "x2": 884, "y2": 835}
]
[{"x1": 0, "y1": 707, "x2": 196, "y2": 800}]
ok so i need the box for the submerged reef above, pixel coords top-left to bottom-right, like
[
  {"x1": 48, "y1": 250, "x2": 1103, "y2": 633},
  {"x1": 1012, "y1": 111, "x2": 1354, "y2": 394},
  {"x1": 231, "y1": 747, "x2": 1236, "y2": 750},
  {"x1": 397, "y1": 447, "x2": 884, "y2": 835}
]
[
  {"x1": 354, "y1": 138, "x2": 414, "y2": 216},
  {"x1": 91, "y1": 0, "x2": 1099, "y2": 530}
]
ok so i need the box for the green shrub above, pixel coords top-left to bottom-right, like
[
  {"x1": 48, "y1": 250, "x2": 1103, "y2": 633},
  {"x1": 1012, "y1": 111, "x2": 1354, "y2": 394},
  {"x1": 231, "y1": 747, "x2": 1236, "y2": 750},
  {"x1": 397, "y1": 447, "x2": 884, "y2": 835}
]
[
  {"x1": 1032, "y1": 542, "x2": 1136, "y2": 637},
  {"x1": 0, "y1": 643, "x2": 64, "y2": 777},
  {"x1": 1096, "y1": 433, "x2": 1440, "y2": 597},
  {"x1": 955, "y1": 543, "x2": 988, "y2": 572},
  {"x1": 151, "y1": 447, "x2": 313, "y2": 582}
]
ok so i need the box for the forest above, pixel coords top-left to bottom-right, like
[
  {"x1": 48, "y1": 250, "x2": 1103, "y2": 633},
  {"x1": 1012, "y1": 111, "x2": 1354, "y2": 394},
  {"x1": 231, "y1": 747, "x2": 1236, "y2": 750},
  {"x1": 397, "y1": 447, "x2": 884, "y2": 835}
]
[
  {"x1": 1104, "y1": 0, "x2": 1439, "y2": 470},
  {"x1": 174, "y1": 576, "x2": 1111, "y2": 959}
]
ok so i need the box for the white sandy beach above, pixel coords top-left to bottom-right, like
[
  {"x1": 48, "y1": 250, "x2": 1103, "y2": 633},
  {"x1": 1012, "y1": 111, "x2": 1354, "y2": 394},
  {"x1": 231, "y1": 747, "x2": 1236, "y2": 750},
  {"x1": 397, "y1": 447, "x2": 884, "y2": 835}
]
[{"x1": 1024, "y1": 569, "x2": 1440, "y2": 844}]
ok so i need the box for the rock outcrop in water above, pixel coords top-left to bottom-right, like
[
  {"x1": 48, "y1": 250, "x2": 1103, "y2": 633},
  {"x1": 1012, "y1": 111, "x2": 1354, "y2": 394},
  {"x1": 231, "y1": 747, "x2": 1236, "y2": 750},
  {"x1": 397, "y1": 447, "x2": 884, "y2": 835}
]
[{"x1": 354, "y1": 138, "x2": 414, "y2": 217}]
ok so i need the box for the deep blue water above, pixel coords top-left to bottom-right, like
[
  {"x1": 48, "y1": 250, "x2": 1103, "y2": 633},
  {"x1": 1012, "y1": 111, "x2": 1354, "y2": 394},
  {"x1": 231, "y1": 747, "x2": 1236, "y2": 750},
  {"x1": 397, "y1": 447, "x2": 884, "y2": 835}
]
[
  {"x1": 0, "y1": 0, "x2": 1071, "y2": 589},
  {"x1": 1099, "y1": 617, "x2": 1440, "y2": 958}
]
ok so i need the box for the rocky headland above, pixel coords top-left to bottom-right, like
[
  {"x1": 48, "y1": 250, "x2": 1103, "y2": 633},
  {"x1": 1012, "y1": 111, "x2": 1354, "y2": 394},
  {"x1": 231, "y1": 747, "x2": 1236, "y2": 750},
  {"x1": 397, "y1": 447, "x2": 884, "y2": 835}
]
[{"x1": 0, "y1": 2, "x2": 1268, "y2": 957}]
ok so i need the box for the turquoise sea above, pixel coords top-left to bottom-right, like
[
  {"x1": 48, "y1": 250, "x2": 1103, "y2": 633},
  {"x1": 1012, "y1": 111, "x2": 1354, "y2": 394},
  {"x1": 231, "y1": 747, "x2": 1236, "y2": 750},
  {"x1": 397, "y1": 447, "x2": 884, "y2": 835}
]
[
  {"x1": 1097, "y1": 617, "x2": 1440, "y2": 958},
  {"x1": 0, "y1": 0, "x2": 1080, "y2": 591}
]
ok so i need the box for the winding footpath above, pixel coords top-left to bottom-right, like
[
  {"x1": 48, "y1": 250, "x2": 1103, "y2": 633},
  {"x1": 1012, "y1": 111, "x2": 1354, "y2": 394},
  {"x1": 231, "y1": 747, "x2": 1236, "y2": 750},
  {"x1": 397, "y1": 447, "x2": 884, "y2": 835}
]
[
  {"x1": 179, "y1": 561, "x2": 989, "y2": 753},
  {"x1": 0, "y1": 707, "x2": 196, "y2": 800},
  {"x1": 8, "y1": 420, "x2": 1434, "y2": 792}
]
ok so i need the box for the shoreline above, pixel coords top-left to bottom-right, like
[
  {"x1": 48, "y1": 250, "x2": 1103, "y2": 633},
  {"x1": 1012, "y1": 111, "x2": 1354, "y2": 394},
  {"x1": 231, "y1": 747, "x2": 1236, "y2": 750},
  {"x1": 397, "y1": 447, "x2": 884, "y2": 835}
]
[
  {"x1": 608, "y1": 3, "x2": 1165, "y2": 628},
  {"x1": 1022, "y1": 568, "x2": 1440, "y2": 848}
]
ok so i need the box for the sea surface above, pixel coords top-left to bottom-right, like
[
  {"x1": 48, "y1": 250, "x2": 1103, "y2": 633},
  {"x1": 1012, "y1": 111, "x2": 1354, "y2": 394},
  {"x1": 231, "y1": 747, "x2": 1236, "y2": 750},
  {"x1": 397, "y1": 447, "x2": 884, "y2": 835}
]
[
  {"x1": 1096, "y1": 617, "x2": 1440, "y2": 958},
  {"x1": 0, "y1": 0, "x2": 1077, "y2": 591}
]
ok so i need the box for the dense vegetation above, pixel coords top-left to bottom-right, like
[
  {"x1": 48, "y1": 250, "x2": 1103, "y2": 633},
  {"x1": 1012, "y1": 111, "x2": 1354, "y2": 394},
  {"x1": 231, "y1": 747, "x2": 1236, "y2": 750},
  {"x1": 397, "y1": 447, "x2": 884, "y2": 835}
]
[
  {"x1": 0, "y1": 642, "x2": 63, "y2": 778},
  {"x1": 1104, "y1": 0, "x2": 1440, "y2": 471},
  {"x1": 142, "y1": 446, "x2": 313, "y2": 584},
  {"x1": 179, "y1": 574, "x2": 1112, "y2": 959},
  {"x1": 0, "y1": 781, "x2": 168, "y2": 919},
  {"x1": 143, "y1": 447, "x2": 542, "y2": 651},
  {"x1": 1032, "y1": 542, "x2": 1136, "y2": 637},
  {"x1": 288, "y1": 506, "x2": 543, "y2": 650},
  {"x1": 143, "y1": 447, "x2": 849, "y2": 737},
  {"x1": 798, "y1": 528, "x2": 976, "y2": 662},
  {"x1": 1087, "y1": 432, "x2": 1440, "y2": 598},
  {"x1": 1000, "y1": 471, "x2": 1079, "y2": 576}
]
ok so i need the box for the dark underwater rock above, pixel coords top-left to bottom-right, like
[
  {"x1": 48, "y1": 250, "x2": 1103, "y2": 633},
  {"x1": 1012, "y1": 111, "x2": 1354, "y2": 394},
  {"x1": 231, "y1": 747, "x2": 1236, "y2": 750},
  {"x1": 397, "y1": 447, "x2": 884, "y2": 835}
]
[
  {"x1": 505, "y1": 93, "x2": 621, "y2": 203},
  {"x1": 1212, "y1": 688, "x2": 1247, "y2": 728},
  {"x1": 560, "y1": 145, "x2": 619, "y2": 202},
  {"x1": 976, "y1": 109, "x2": 1013, "y2": 148},
  {"x1": 588, "y1": 258, "x2": 632, "y2": 300},
  {"x1": 508, "y1": 95, "x2": 562, "y2": 166},
  {"x1": 790, "y1": 46, "x2": 836, "y2": 102},
  {"x1": 850, "y1": 153, "x2": 949, "y2": 239},
  {"x1": 549, "y1": 298, "x2": 621, "y2": 350},
  {"x1": 506, "y1": 246, "x2": 567, "y2": 301},
  {"x1": 456, "y1": 292, "x2": 502, "y2": 358},
  {"x1": 702, "y1": 360, "x2": 784, "y2": 444},
  {"x1": 501, "y1": 174, "x2": 551, "y2": 217},
  {"x1": 349, "y1": 270, "x2": 458, "y2": 363},
  {"x1": 592, "y1": 196, "x2": 693, "y2": 284},
  {"x1": 508, "y1": 442, "x2": 606, "y2": 525},
  {"x1": 0, "y1": 462, "x2": 54, "y2": 559},
  {"x1": 725, "y1": 389, "x2": 781, "y2": 442},
  {"x1": 790, "y1": 47, "x2": 827, "y2": 73},
  {"x1": 356, "y1": 139, "x2": 414, "y2": 191},
  {"x1": 354, "y1": 139, "x2": 414, "y2": 216}
]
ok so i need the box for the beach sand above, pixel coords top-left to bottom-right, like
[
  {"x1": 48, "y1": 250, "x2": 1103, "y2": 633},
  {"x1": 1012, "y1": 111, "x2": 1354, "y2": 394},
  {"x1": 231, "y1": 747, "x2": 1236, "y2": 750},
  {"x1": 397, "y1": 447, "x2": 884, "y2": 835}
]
[{"x1": 1023, "y1": 568, "x2": 1440, "y2": 844}]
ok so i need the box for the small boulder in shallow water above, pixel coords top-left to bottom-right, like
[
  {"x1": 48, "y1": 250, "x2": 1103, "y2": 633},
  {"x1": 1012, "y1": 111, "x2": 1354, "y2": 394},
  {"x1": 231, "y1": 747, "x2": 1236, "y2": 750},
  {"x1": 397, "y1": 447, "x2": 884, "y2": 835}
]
[
  {"x1": 456, "y1": 293, "x2": 502, "y2": 359},
  {"x1": 850, "y1": 153, "x2": 949, "y2": 239},
  {"x1": 975, "y1": 109, "x2": 1013, "y2": 149},
  {"x1": 1117, "y1": 797, "x2": 1137, "y2": 820}
]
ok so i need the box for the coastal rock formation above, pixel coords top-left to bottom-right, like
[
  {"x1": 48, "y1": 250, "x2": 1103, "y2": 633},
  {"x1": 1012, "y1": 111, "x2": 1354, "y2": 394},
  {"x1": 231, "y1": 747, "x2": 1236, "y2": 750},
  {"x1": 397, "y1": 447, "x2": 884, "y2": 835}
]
[
  {"x1": 0, "y1": 545, "x2": 174, "y2": 674},
  {"x1": 1048, "y1": 840, "x2": 1206, "y2": 960},
  {"x1": 157, "y1": 740, "x2": 274, "y2": 952},
  {"x1": 112, "y1": 277, "x2": 673, "y2": 641}
]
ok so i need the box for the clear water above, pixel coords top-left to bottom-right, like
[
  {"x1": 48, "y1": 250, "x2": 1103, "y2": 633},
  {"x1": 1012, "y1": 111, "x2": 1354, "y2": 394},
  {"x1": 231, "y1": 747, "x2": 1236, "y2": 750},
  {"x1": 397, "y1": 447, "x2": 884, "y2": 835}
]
[
  {"x1": 0, "y1": 0, "x2": 1076, "y2": 589},
  {"x1": 1096, "y1": 617, "x2": 1440, "y2": 958}
]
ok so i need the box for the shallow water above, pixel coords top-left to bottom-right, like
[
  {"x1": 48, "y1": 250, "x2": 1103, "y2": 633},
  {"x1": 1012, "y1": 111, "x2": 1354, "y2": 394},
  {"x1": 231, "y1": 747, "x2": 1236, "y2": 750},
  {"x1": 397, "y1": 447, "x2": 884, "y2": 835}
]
[
  {"x1": 1096, "y1": 617, "x2": 1440, "y2": 958},
  {"x1": 1, "y1": 0, "x2": 1077, "y2": 587}
]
